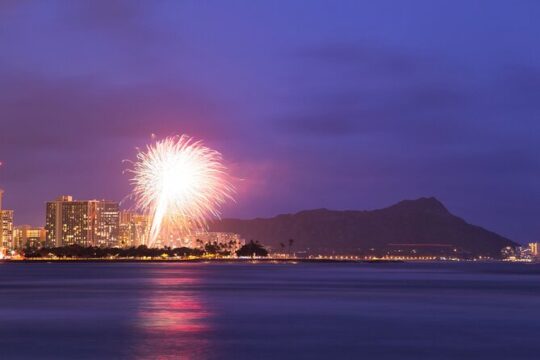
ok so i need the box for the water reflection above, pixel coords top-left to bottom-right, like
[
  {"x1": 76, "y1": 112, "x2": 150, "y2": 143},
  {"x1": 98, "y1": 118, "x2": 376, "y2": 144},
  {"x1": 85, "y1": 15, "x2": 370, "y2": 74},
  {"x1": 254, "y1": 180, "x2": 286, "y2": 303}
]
[
  {"x1": 1, "y1": 263, "x2": 540, "y2": 359},
  {"x1": 133, "y1": 267, "x2": 211, "y2": 360}
]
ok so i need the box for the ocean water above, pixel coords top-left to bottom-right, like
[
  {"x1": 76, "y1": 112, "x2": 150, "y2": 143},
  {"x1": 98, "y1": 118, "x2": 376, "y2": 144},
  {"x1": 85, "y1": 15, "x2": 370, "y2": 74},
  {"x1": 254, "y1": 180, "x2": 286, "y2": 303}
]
[{"x1": 0, "y1": 262, "x2": 539, "y2": 359}]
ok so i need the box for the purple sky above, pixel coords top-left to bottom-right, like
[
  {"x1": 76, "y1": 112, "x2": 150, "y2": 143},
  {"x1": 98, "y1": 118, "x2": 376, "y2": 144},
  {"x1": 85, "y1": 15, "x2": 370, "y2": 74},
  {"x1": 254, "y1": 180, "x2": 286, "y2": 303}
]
[{"x1": 1, "y1": 1, "x2": 539, "y2": 243}]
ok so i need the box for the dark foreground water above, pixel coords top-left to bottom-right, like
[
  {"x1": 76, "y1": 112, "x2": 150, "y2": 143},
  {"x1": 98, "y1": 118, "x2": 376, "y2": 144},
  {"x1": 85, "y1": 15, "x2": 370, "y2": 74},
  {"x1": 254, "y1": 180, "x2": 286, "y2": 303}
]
[{"x1": 1, "y1": 262, "x2": 539, "y2": 359}]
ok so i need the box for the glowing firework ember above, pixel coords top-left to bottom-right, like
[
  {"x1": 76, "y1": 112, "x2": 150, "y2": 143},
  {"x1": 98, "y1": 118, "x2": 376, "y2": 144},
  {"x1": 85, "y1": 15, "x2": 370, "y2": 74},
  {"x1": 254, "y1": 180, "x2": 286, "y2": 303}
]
[{"x1": 130, "y1": 135, "x2": 234, "y2": 247}]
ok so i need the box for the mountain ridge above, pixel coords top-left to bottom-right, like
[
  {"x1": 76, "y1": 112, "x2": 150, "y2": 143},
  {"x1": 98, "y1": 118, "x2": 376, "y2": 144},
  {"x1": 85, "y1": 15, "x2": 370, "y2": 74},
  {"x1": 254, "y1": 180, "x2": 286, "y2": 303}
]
[{"x1": 210, "y1": 197, "x2": 516, "y2": 257}]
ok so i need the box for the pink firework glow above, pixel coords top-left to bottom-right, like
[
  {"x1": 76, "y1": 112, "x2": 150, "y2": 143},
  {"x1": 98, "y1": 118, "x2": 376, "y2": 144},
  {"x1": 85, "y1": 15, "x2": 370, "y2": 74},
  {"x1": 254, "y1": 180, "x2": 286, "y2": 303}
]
[{"x1": 130, "y1": 135, "x2": 235, "y2": 247}]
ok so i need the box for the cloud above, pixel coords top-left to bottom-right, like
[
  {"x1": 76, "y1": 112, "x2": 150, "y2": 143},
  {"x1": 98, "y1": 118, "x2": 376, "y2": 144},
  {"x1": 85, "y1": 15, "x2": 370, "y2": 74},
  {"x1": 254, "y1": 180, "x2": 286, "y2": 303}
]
[
  {"x1": 279, "y1": 43, "x2": 539, "y2": 146},
  {"x1": 1, "y1": 73, "x2": 231, "y2": 145},
  {"x1": 297, "y1": 43, "x2": 420, "y2": 77}
]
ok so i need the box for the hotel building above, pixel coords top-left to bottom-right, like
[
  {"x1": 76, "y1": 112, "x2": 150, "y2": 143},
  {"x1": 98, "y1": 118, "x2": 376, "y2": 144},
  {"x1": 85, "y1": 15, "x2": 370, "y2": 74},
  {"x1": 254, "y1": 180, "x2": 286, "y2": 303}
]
[
  {"x1": 1, "y1": 209, "x2": 14, "y2": 250},
  {"x1": 14, "y1": 225, "x2": 46, "y2": 249},
  {"x1": 119, "y1": 211, "x2": 149, "y2": 247},
  {"x1": 0, "y1": 189, "x2": 3, "y2": 248},
  {"x1": 45, "y1": 196, "x2": 119, "y2": 247},
  {"x1": 530, "y1": 242, "x2": 540, "y2": 258}
]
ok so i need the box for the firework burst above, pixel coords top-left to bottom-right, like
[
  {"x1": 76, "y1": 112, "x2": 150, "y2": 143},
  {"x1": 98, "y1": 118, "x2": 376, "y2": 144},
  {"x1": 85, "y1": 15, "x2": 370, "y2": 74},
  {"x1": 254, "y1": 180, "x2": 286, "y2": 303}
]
[{"x1": 130, "y1": 135, "x2": 234, "y2": 247}]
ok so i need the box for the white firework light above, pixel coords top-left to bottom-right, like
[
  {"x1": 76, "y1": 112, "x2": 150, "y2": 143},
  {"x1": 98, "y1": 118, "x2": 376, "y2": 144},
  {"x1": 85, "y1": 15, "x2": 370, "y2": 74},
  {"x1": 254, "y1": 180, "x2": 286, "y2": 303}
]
[{"x1": 130, "y1": 135, "x2": 235, "y2": 247}]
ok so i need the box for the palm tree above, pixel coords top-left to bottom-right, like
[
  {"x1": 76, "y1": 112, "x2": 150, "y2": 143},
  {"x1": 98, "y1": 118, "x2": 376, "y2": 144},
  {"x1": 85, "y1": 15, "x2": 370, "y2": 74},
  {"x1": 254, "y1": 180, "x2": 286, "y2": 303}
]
[{"x1": 288, "y1": 238, "x2": 294, "y2": 257}]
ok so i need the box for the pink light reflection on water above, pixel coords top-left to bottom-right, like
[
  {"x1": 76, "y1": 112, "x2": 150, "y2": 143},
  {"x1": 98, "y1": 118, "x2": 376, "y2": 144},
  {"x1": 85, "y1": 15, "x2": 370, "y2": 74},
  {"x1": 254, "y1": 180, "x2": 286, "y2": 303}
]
[{"x1": 132, "y1": 268, "x2": 213, "y2": 359}]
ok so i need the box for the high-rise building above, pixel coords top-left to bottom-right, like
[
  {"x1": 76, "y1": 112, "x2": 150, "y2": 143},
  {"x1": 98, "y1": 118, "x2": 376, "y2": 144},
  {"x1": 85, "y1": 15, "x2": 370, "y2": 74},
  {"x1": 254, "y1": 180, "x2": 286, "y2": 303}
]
[
  {"x1": 45, "y1": 196, "x2": 119, "y2": 247},
  {"x1": 93, "y1": 201, "x2": 120, "y2": 247},
  {"x1": 119, "y1": 211, "x2": 149, "y2": 247},
  {"x1": 530, "y1": 243, "x2": 539, "y2": 257},
  {"x1": 14, "y1": 225, "x2": 46, "y2": 249},
  {"x1": 1, "y1": 209, "x2": 14, "y2": 250},
  {"x1": 0, "y1": 189, "x2": 3, "y2": 248},
  {"x1": 46, "y1": 195, "x2": 88, "y2": 247}
]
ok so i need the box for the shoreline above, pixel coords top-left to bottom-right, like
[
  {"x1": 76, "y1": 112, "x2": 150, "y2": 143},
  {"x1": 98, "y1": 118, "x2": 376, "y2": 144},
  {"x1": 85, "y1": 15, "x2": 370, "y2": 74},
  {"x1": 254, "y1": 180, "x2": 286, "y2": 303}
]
[
  {"x1": 1, "y1": 258, "x2": 529, "y2": 264},
  {"x1": 1, "y1": 258, "x2": 389, "y2": 264}
]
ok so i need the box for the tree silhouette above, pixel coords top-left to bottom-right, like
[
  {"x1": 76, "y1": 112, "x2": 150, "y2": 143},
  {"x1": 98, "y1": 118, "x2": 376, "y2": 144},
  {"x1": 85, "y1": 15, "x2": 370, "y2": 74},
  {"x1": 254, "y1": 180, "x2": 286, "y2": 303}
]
[
  {"x1": 236, "y1": 240, "x2": 269, "y2": 258},
  {"x1": 288, "y1": 238, "x2": 294, "y2": 256},
  {"x1": 23, "y1": 244, "x2": 205, "y2": 259},
  {"x1": 204, "y1": 243, "x2": 220, "y2": 255}
]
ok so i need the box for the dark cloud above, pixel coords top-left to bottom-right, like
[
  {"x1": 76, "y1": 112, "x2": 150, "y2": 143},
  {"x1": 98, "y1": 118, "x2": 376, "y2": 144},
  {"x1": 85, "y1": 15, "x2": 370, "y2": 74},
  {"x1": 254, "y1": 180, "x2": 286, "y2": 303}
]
[
  {"x1": 0, "y1": 72, "x2": 231, "y2": 151},
  {"x1": 280, "y1": 43, "x2": 539, "y2": 145},
  {"x1": 298, "y1": 43, "x2": 420, "y2": 77}
]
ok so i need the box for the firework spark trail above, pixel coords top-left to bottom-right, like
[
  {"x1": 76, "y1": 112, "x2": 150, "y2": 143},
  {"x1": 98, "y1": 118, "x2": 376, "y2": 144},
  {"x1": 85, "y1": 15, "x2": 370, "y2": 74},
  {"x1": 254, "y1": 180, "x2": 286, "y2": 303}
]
[{"x1": 130, "y1": 135, "x2": 235, "y2": 247}]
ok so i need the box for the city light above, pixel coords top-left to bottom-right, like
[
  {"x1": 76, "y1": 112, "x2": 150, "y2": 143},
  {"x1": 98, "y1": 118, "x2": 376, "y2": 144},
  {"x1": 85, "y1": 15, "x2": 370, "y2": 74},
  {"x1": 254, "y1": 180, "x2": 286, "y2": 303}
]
[{"x1": 129, "y1": 135, "x2": 235, "y2": 247}]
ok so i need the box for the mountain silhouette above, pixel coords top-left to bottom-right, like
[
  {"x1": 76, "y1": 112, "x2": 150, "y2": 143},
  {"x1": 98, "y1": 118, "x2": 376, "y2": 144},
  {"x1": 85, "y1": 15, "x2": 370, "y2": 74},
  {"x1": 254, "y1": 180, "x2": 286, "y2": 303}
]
[{"x1": 210, "y1": 197, "x2": 516, "y2": 257}]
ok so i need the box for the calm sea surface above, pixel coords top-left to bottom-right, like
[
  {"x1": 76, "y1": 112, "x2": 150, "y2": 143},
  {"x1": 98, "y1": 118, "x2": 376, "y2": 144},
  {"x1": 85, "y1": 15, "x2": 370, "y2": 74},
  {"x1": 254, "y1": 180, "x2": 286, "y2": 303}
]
[{"x1": 0, "y1": 262, "x2": 539, "y2": 359}]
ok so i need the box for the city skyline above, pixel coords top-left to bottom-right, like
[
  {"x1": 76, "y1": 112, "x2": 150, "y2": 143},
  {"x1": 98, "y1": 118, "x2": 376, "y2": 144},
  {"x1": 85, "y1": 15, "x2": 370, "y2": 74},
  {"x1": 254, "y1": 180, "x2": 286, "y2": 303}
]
[
  {"x1": 0, "y1": 191, "x2": 246, "y2": 251},
  {"x1": 1, "y1": 1, "x2": 540, "y2": 244}
]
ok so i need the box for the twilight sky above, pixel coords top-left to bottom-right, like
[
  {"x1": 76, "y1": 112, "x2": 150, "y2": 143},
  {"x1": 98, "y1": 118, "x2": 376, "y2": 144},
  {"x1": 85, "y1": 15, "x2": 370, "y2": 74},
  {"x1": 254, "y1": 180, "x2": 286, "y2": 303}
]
[{"x1": 1, "y1": 1, "x2": 539, "y2": 243}]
